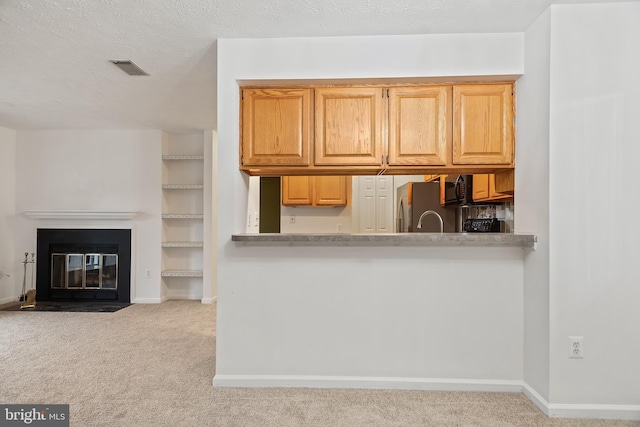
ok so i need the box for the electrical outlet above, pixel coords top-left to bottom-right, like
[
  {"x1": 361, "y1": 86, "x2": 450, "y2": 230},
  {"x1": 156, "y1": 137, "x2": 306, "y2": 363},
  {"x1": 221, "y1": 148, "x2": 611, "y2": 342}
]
[
  {"x1": 254, "y1": 212, "x2": 259, "y2": 227},
  {"x1": 336, "y1": 224, "x2": 343, "y2": 232},
  {"x1": 145, "y1": 269, "x2": 152, "y2": 278},
  {"x1": 289, "y1": 216, "x2": 296, "y2": 224},
  {"x1": 568, "y1": 336, "x2": 584, "y2": 358}
]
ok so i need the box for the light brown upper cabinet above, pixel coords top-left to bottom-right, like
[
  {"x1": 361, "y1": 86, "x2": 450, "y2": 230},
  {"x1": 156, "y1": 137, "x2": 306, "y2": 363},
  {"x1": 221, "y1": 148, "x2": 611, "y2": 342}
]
[
  {"x1": 472, "y1": 174, "x2": 491, "y2": 201},
  {"x1": 472, "y1": 174, "x2": 513, "y2": 202},
  {"x1": 282, "y1": 175, "x2": 313, "y2": 205},
  {"x1": 240, "y1": 83, "x2": 516, "y2": 175},
  {"x1": 388, "y1": 86, "x2": 451, "y2": 166},
  {"x1": 314, "y1": 87, "x2": 384, "y2": 166},
  {"x1": 494, "y1": 169, "x2": 515, "y2": 195},
  {"x1": 241, "y1": 88, "x2": 313, "y2": 166},
  {"x1": 282, "y1": 176, "x2": 350, "y2": 207},
  {"x1": 453, "y1": 84, "x2": 514, "y2": 165}
]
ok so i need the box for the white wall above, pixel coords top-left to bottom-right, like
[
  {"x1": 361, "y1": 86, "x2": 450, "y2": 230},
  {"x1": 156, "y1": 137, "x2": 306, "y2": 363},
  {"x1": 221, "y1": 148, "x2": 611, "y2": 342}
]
[
  {"x1": 548, "y1": 3, "x2": 640, "y2": 409},
  {"x1": 202, "y1": 130, "x2": 217, "y2": 303},
  {"x1": 281, "y1": 205, "x2": 353, "y2": 233},
  {"x1": 516, "y1": 8, "x2": 552, "y2": 404},
  {"x1": 216, "y1": 34, "x2": 526, "y2": 389},
  {"x1": 0, "y1": 126, "x2": 17, "y2": 304},
  {"x1": 15, "y1": 130, "x2": 163, "y2": 303}
]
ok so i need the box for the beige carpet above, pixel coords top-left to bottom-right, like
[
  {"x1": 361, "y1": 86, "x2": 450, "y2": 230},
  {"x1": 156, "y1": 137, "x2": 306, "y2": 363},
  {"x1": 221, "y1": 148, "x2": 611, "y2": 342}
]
[{"x1": 0, "y1": 300, "x2": 637, "y2": 427}]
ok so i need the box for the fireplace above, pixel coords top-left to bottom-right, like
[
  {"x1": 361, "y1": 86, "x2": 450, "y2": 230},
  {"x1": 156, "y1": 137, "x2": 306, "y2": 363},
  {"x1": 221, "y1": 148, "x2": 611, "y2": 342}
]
[{"x1": 36, "y1": 229, "x2": 131, "y2": 303}]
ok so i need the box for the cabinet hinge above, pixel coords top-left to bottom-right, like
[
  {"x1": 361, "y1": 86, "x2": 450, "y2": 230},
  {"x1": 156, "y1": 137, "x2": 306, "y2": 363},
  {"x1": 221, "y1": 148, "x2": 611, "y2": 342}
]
[
  {"x1": 241, "y1": 155, "x2": 244, "y2": 165},
  {"x1": 386, "y1": 155, "x2": 389, "y2": 164},
  {"x1": 241, "y1": 90, "x2": 244, "y2": 100},
  {"x1": 386, "y1": 89, "x2": 389, "y2": 98}
]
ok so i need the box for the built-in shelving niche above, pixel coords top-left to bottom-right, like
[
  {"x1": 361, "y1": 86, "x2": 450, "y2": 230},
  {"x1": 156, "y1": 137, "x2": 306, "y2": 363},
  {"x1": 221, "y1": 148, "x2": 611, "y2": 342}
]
[{"x1": 161, "y1": 132, "x2": 204, "y2": 300}]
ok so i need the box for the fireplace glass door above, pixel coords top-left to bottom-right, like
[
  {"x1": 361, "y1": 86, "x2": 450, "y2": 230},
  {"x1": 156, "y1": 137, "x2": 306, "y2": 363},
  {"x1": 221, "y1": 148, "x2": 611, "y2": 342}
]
[{"x1": 51, "y1": 253, "x2": 118, "y2": 290}]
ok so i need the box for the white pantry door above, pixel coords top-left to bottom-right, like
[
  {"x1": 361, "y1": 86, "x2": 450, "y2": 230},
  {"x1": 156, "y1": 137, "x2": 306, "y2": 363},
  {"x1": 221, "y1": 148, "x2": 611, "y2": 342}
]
[{"x1": 355, "y1": 176, "x2": 394, "y2": 233}]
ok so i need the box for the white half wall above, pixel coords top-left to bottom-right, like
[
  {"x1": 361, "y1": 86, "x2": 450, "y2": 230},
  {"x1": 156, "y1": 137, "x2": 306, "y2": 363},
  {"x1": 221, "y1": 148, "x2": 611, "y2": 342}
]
[
  {"x1": 548, "y1": 2, "x2": 640, "y2": 408},
  {"x1": 216, "y1": 33, "x2": 525, "y2": 387},
  {"x1": 15, "y1": 130, "x2": 162, "y2": 302},
  {"x1": 0, "y1": 126, "x2": 17, "y2": 305}
]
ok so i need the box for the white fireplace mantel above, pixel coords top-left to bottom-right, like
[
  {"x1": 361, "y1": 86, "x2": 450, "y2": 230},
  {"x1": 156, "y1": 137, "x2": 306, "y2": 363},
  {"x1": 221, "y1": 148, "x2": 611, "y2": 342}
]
[{"x1": 22, "y1": 210, "x2": 138, "y2": 220}]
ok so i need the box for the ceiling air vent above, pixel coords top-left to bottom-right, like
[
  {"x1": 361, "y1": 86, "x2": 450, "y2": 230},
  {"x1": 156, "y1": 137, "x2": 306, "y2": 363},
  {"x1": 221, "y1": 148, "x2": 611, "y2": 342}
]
[{"x1": 109, "y1": 60, "x2": 149, "y2": 76}]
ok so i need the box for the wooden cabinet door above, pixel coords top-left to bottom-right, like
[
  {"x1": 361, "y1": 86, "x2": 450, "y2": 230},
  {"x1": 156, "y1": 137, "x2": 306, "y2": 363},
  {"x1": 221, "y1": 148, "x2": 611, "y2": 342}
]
[
  {"x1": 453, "y1": 84, "x2": 514, "y2": 165},
  {"x1": 314, "y1": 176, "x2": 349, "y2": 206},
  {"x1": 315, "y1": 87, "x2": 384, "y2": 166},
  {"x1": 488, "y1": 174, "x2": 513, "y2": 200},
  {"x1": 473, "y1": 174, "x2": 513, "y2": 202},
  {"x1": 242, "y1": 88, "x2": 312, "y2": 166},
  {"x1": 472, "y1": 174, "x2": 490, "y2": 201},
  {"x1": 494, "y1": 170, "x2": 514, "y2": 195},
  {"x1": 388, "y1": 86, "x2": 450, "y2": 166},
  {"x1": 282, "y1": 176, "x2": 313, "y2": 206},
  {"x1": 282, "y1": 176, "x2": 349, "y2": 206}
]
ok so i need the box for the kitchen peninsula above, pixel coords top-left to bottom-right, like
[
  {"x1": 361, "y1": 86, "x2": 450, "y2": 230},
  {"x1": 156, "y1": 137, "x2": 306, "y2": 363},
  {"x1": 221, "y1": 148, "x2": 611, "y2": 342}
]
[{"x1": 232, "y1": 232, "x2": 536, "y2": 247}]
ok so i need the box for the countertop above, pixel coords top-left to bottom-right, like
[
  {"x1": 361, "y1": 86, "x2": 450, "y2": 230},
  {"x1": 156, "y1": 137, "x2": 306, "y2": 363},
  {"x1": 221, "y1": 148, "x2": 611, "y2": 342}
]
[{"x1": 231, "y1": 233, "x2": 536, "y2": 248}]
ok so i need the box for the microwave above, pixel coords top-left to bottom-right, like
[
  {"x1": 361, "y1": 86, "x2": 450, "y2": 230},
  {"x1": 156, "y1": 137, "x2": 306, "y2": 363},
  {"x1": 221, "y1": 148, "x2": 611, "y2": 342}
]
[{"x1": 444, "y1": 175, "x2": 473, "y2": 206}]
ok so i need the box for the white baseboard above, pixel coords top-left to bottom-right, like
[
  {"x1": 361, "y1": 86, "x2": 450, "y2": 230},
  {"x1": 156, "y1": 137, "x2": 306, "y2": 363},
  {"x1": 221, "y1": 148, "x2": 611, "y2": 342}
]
[
  {"x1": 522, "y1": 382, "x2": 550, "y2": 416},
  {"x1": 0, "y1": 296, "x2": 18, "y2": 305},
  {"x1": 547, "y1": 404, "x2": 640, "y2": 421},
  {"x1": 212, "y1": 375, "x2": 640, "y2": 421},
  {"x1": 201, "y1": 296, "x2": 217, "y2": 304},
  {"x1": 520, "y1": 383, "x2": 640, "y2": 421},
  {"x1": 130, "y1": 297, "x2": 163, "y2": 303},
  {"x1": 212, "y1": 375, "x2": 523, "y2": 393}
]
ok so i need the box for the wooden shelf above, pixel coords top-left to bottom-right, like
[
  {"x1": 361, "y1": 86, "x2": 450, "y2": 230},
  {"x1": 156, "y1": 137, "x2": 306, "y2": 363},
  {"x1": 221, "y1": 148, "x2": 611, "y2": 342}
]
[
  {"x1": 161, "y1": 270, "x2": 203, "y2": 278},
  {"x1": 161, "y1": 184, "x2": 204, "y2": 190},
  {"x1": 161, "y1": 242, "x2": 204, "y2": 248},
  {"x1": 162, "y1": 155, "x2": 204, "y2": 160},
  {"x1": 161, "y1": 214, "x2": 204, "y2": 219}
]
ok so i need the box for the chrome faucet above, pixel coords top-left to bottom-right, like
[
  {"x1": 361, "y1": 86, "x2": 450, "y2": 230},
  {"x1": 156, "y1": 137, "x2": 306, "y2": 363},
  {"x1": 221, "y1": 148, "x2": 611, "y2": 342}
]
[{"x1": 416, "y1": 210, "x2": 444, "y2": 233}]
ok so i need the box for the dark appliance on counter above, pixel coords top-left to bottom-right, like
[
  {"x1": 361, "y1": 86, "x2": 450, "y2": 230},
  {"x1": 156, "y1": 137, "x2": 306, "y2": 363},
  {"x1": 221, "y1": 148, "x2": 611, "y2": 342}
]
[
  {"x1": 443, "y1": 175, "x2": 473, "y2": 206},
  {"x1": 396, "y1": 182, "x2": 455, "y2": 233},
  {"x1": 463, "y1": 218, "x2": 503, "y2": 233}
]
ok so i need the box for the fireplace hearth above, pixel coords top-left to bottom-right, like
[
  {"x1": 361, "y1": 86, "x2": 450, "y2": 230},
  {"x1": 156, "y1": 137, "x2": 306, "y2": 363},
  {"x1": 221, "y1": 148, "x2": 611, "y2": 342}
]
[{"x1": 36, "y1": 229, "x2": 131, "y2": 303}]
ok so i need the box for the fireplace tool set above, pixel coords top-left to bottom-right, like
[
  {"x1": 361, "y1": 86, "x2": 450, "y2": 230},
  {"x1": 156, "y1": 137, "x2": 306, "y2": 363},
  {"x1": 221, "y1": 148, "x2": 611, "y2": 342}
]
[{"x1": 19, "y1": 252, "x2": 36, "y2": 309}]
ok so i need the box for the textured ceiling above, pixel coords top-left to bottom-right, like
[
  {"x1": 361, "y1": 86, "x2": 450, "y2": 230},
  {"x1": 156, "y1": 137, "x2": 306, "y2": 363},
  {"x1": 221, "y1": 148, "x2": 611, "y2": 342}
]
[{"x1": 0, "y1": 0, "x2": 630, "y2": 130}]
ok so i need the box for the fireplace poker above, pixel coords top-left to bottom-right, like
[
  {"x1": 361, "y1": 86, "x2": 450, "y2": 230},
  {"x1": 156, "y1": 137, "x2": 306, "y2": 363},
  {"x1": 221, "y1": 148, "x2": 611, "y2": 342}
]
[
  {"x1": 20, "y1": 252, "x2": 28, "y2": 301},
  {"x1": 19, "y1": 252, "x2": 37, "y2": 309},
  {"x1": 19, "y1": 252, "x2": 36, "y2": 302},
  {"x1": 30, "y1": 252, "x2": 35, "y2": 292}
]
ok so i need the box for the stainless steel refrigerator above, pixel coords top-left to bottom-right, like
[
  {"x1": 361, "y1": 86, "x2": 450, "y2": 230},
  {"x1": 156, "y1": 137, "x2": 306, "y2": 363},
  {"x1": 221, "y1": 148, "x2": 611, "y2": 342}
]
[{"x1": 396, "y1": 181, "x2": 456, "y2": 233}]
